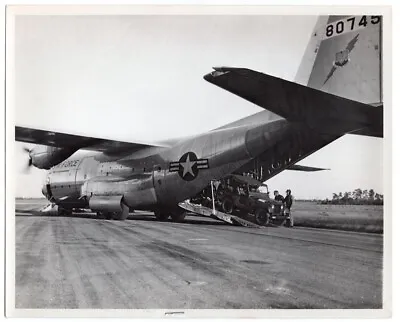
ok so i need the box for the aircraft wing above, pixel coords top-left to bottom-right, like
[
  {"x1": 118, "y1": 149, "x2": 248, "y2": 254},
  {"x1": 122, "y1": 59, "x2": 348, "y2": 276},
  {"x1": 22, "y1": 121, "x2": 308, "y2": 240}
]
[
  {"x1": 204, "y1": 67, "x2": 383, "y2": 138},
  {"x1": 15, "y1": 126, "x2": 170, "y2": 154}
]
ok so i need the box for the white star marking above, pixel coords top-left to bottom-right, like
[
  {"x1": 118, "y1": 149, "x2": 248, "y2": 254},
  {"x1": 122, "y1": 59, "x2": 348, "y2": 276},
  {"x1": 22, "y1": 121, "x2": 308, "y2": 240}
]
[{"x1": 180, "y1": 154, "x2": 196, "y2": 177}]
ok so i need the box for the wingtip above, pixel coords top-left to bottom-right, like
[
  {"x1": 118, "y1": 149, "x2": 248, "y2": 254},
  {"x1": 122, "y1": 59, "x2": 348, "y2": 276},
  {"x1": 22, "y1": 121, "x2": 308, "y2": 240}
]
[
  {"x1": 204, "y1": 67, "x2": 230, "y2": 81},
  {"x1": 204, "y1": 66, "x2": 242, "y2": 81}
]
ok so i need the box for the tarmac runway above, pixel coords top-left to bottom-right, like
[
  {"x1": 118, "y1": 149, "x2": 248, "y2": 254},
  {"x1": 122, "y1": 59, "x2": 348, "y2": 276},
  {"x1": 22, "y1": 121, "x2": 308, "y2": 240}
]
[{"x1": 15, "y1": 200, "x2": 383, "y2": 309}]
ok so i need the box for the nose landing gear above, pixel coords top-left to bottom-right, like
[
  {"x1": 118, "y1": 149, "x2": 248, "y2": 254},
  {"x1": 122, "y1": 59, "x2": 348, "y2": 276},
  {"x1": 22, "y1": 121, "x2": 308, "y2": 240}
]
[{"x1": 57, "y1": 207, "x2": 72, "y2": 216}]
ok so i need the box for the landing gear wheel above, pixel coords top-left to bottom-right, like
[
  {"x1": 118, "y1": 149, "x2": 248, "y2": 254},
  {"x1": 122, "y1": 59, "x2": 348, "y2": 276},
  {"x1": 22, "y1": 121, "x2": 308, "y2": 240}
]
[
  {"x1": 170, "y1": 212, "x2": 186, "y2": 222},
  {"x1": 154, "y1": 211, "x2": 169, "y2": 221},
  {"x1": 96, "y1": 212, "x2": 106, "y2": 219},
  {"x1": 105, "y1": 212, "x2": 113, "y2": 220},
  {"x1": 255, "y1": 208, "x2": 269, "y2": 226},
  {"x1": 112, "y1": 211, "x2": 129, "y2": 220},
  {"x1": 111, "y1": 203, "x2": 129, "y2": 220},
  {"x1": 221, "y1": 197, "x2": 234, "y2": 214},
  {"x1": 58, "y1": 207, "x2": 72, "y2": 216}
]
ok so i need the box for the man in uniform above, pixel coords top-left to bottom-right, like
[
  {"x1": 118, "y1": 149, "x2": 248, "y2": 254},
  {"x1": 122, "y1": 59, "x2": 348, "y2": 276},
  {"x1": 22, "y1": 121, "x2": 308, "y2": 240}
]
[
  {"x1": 284, "y1": 189, "x2": 293, "y2": 210},
  {"x1": 273, "y1": 190, "x2": 284, "y2": 203},
  {"x1": 272, "y1": 190, "x2": 285, "y2": 217},
  {"x1": 284, "y1": 189, "x2": 294, "y2": 227}
]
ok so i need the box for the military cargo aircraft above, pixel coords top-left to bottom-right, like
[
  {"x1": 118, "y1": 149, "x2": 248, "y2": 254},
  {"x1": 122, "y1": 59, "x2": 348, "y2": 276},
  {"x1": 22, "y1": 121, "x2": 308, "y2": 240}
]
[{"x1": 15, "y1": 15, "x2": 383, "y2": 221}]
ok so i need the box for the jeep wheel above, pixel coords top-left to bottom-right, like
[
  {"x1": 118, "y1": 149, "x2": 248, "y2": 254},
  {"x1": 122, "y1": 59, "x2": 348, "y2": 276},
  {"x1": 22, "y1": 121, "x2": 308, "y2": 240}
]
[
  {"x1": 221, "y1": 197, "x2": 234, "y2": 214},
  {"x1": 255, "y1": 208, "x2": 269, "y2": 226}
]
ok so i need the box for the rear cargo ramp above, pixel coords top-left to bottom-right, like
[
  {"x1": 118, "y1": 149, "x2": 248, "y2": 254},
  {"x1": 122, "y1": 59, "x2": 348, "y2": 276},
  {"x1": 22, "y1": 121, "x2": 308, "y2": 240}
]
[{"x1": 178, "y1": 201, "x2": 262, "y2": 228}]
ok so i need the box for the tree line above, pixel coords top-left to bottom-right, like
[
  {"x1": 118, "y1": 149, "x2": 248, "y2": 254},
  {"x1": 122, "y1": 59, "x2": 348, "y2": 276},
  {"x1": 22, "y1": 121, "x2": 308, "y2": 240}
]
[{"x1": 320, "y1": 188, "x2": 383, "y2": 205}]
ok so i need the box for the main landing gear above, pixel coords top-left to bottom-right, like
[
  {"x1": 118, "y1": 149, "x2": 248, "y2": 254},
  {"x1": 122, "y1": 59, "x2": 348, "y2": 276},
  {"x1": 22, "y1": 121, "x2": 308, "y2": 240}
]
[
  {"x1": 96, "y1": 212, "x2": 113, "y2": 220},
  {"x1": 96, "y1": 211, "x2": 129, "y2": 220},
  {"x1": 154, "y1": 211, "x2": 169, "y2": 221}
]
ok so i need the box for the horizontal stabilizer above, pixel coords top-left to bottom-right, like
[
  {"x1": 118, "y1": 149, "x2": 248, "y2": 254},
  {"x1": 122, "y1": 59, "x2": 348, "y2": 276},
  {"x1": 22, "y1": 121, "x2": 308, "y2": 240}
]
[
  {"x1": 204, "y1": 67, "x2": 383, "y2": 138},
  {"x1": 287, "y1": 164, "x2": 329, "y2": 172}
]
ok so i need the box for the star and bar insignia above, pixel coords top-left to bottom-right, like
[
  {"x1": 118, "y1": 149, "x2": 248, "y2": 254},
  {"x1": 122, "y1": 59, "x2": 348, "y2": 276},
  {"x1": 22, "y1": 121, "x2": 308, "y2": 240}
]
[{"x1": 169, "y1": 152, "x2": 209, "y2": 181}]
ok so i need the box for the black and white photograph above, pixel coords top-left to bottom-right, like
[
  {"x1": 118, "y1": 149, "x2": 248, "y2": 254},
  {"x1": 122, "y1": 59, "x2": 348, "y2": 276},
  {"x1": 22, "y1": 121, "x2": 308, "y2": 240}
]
[{"x1": 5, "y1": 5, "x2": 391, "y2": 318}]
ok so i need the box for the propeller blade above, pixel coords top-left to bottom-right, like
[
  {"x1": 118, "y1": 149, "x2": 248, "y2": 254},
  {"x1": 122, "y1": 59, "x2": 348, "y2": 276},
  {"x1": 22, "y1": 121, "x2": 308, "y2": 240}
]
[
  {"x1": 21, "y1": 146, "x2": 33, "y2": 173},
  {"x1": 23, "y1": 162, "x2": 32, "y2": 174}
]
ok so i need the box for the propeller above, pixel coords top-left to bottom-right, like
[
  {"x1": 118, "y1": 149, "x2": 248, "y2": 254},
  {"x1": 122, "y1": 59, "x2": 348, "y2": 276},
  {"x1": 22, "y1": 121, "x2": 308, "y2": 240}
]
[{"x1": 22, "y1": 146, "x2": 33, "y2": 173}]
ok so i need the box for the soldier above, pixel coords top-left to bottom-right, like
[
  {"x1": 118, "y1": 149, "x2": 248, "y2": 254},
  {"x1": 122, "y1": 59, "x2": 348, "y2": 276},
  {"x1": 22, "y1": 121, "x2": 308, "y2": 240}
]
[
  {"x1": 273, "y1": 190, "x2": 284, "y2": 216},
  {"x1": 284, "y1": 189, "x2": 294, "y2": 227},
  {"x1": 284, "y1": 189, "x2": 293, "y2": 210},
  {"x1": 273, "y1": 190, "x2": 284, "y2": 203}
]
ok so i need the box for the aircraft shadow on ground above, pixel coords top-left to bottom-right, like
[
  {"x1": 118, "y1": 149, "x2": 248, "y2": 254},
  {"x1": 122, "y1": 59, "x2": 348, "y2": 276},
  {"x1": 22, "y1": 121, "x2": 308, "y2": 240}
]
[{"x1": 15, "y1": 210, "x2": 229, "y2": 226}]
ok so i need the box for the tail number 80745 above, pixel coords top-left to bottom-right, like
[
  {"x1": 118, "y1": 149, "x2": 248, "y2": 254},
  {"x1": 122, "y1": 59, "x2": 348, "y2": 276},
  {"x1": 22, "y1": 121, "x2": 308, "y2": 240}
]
[{"x1": 325, "y1": 15, "x2": 381, "y2": 39}]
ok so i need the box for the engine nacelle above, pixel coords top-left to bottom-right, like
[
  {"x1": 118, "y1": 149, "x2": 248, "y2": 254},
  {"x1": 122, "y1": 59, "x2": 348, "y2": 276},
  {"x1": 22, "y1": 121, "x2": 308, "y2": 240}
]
[
  {"x1": 88, "y1": 195, "x2": 129, "y2": 220},
  {"x1": 29, "y1": 145, "x2": 78, "y2": 169}
]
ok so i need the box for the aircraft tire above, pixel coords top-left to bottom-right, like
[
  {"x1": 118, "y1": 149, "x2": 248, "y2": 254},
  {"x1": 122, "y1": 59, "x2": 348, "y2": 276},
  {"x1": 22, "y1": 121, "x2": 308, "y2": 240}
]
[
  {"x1": 221, "y1": 197, "x2": 234, "y2": 214},
  {"x1": 58, "y1": 207, "x2": 72, "y2": 216},
  {"x1": 170, "y1": 212, "x2": 186, "y2": 222},
  {"x1": 112, "y1": 211, "x2": 129, "y2": 220},
  {"x1": 57, "y1": 207, "x2": 64, "y2": 216},
  {"x1": 255, "y1": 208, "x2": 269, "y2": 226},
  {"x1": 154, "y1": 211, "x2": 169, "y2": 221}
]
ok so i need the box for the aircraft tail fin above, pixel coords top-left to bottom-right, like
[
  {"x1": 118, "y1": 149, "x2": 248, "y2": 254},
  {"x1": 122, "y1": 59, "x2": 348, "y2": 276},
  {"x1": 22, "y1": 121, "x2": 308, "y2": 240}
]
[
  {"x1": 295, "y1": 15, "x2": 382, "y2": 105},
  {"x1": 204, "y1": 15, "x2": 383, "y2": 138}
]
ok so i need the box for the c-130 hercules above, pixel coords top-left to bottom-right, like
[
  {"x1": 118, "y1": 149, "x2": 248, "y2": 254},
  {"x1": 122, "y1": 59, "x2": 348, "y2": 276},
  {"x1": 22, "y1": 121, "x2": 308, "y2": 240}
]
[{"x1": 16, "y1": 15, "x2": 383, "y2": 221}]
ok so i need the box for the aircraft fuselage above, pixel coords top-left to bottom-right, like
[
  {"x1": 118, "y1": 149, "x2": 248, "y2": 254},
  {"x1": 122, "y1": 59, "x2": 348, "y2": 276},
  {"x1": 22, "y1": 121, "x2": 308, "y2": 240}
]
[{"x1": 42, "y1": 116, "x2": 290, "y2": 213}]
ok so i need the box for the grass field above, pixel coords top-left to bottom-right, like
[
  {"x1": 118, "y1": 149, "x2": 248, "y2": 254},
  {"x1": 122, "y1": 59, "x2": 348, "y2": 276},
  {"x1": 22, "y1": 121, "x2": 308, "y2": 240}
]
[
  {"x1": 292, "y1": 201, "x2": 383, "y2": 233},
  {"x1": 15, "y1": 198, "x2": 384, "y2": 234}
]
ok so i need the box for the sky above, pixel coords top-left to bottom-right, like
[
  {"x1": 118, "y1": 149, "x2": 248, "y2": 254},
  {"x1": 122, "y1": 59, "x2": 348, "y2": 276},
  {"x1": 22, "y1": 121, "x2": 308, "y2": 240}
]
[{"x1": 13, "y1": 14, "x2": 383, "y2": 199}]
